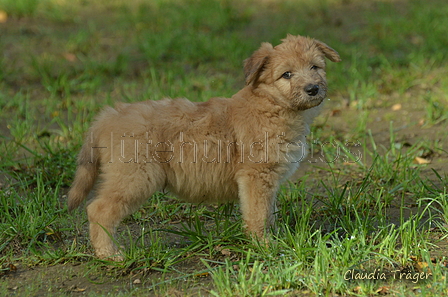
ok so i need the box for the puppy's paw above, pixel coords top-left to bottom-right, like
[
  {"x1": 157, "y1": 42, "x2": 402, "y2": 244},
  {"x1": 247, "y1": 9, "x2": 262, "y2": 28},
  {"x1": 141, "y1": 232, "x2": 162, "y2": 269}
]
[{"x1": 96, "y1": 248, "x2": 124, "y2": 262}]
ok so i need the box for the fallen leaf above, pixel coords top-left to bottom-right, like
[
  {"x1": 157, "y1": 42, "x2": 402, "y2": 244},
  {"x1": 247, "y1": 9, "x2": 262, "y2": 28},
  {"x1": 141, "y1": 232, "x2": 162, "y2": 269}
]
[
  {"x1": 221, "y1": 248, "x2": 231, "y2": 256},
  {"x1": 72, "y1": 287, "x2": 86, "y2": 292},
  {"x1": 194, "y1": 272, "x2": 209, "y2": 278},
  {"x1": 63, "y1": 53, "x2": 77, "y2": 62},
  {"x1": 391, "y1": 103, "x2": 402, "y2": 111},
  {"x1": 416, "y1": 261, "x2": 429, "y2": 271},
  {"x1": 376, "y1": 286, "x2": 390, "y2": 295},
  {"x1": 413, "y1": 157, "x2": 431, "y2": 164},
  {"x1": 0, "y1": 11, "x2": 7, "y2": 23},
  {"x1": 330, "y1": 109, "x2": 341, "y2": 116}
]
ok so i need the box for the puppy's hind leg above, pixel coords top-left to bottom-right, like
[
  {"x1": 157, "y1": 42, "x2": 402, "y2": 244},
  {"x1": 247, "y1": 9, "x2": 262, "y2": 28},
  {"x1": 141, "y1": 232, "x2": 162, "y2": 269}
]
[{"x1": 87, "y1": 167, "x2": 164, "y2": 260}]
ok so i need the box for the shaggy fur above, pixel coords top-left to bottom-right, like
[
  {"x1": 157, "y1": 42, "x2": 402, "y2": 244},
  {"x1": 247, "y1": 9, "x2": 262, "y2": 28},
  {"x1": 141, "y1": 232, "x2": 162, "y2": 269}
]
[{"x1": 68, "y1": 34, "x2": 341, "y2": 260}]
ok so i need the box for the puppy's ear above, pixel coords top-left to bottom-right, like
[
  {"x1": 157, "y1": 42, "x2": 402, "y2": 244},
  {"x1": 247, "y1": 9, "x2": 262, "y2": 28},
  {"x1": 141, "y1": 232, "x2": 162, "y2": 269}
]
[
  {"x1": 244, "y1": 42, "x2": 274, "y2": 86},
  {"x1": 315, "y1": 40, "x2": 341, "y2": 63}
]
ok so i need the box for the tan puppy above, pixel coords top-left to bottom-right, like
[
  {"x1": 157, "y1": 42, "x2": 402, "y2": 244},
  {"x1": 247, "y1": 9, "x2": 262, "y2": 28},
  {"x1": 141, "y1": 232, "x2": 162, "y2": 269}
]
[{"x1": 68, "y1": 34, "x2": 341, "y2": 260}]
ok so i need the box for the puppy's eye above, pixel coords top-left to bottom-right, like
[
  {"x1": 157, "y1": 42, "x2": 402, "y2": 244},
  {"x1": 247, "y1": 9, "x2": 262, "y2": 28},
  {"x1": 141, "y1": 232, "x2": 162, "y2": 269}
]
[
  {"x1": 310, "y1": 65, "x2": 319, "y2": 70},
  {"x1": 282, "y1": 72, "x2": 293, "y2": 79}
]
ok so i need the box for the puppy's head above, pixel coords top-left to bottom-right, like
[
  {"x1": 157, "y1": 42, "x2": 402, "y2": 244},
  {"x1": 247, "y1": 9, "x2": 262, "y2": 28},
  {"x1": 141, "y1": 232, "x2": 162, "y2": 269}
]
[{"x1": 244, "y1": 34, "x2": 341, "y2": 110}]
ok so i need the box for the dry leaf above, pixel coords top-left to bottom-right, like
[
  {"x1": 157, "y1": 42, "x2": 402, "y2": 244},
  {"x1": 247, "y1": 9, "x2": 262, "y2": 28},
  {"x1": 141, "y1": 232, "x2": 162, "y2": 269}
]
[
  {"x1": 413, "y1": 157, "x2": 431, "y2": 164},
  {"x1": 330, "y1": 109, "x2": 341, "y2": 116},
  {"x1": 376, "y1": 286, "x2": 390, "y2": 295},
  {"x1": 133, "y1": 278, "x2": 141, "y2": 284},
  {"x1": 63, "y1": 53, "x2": 77, "y2": 62},
  {"x1": 416, "y1": 261, "x2": 429, "y2": 272},
  {"x1": 0, "y1": 11, "x2": 7, "y2": 23},
  {"x1": 72, "y1": 287, "x2": 86, "y2": 292},
  {"x1": 221, "y1": 248, "x2": 231, "y2": 256},
  {"x1": 391, "y1": 103, "x2": 402, "y2": 111}
]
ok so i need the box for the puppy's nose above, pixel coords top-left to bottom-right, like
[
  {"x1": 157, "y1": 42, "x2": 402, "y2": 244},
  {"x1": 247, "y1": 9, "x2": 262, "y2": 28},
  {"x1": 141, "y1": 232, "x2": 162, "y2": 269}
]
[{"x1": 304, "y1": 84, "x2": 319, "y2": 96}]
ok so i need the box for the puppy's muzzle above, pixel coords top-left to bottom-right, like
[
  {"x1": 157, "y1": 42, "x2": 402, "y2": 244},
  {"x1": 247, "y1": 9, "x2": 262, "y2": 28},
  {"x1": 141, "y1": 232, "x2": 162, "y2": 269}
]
[{"x1": 304, "y1": 84, "x2": 320, "y2": 96}]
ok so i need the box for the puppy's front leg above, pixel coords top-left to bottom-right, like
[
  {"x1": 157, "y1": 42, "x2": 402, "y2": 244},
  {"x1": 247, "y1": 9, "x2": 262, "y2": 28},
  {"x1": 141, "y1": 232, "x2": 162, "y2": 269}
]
[{"x1": 236, "y1": 170, "x2": 279, "y2": 239}]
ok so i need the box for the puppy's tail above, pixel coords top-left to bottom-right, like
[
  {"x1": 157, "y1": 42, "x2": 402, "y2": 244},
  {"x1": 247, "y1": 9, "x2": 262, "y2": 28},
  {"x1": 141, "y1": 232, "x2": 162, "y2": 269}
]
[{"x1": 67, "y1": 134, "x2": 100, "y2": 211}]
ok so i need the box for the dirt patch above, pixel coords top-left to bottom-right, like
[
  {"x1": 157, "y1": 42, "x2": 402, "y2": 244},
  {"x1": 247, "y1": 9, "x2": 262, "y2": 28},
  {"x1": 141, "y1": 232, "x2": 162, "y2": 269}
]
[{"x1": 2, "y1": 258, "x2": 216, "y2": 296}]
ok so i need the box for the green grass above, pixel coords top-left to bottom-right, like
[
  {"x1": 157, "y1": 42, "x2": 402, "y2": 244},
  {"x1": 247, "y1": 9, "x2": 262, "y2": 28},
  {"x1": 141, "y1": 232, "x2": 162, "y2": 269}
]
[{"x1": 1, "y1": 0, "x2": 448, "y2": 295}]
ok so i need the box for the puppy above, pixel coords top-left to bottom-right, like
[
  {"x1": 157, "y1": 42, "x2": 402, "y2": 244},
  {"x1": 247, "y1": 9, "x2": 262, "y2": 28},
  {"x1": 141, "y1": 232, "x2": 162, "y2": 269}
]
[{"x1": 68, "y1": 34, "x2": 341, "y2": 260}]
